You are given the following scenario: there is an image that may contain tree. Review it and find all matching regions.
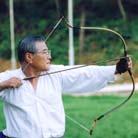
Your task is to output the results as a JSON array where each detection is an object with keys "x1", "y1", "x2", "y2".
[
  {"x1": 79, "y1": 6, "x2": 86, "y2": 63},
  {"x1": 117, "y1": 0, "x2": 127, "y2": 21}
]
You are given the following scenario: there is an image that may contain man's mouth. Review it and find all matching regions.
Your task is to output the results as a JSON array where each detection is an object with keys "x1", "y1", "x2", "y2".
[{"x1": 47, "y1": 61, "x2": 50, "y2": 64}]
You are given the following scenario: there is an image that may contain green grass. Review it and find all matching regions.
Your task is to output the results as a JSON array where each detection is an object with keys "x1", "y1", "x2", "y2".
[
  {"x1": 0, "y1": 102, "x2": 5, "y2": 129},
  {"x1": 63, "y1": 94, "x2": 138, "y2": 138},
  {"x1": 1, "y1": 93, "x2": 138, "y2": 138}
]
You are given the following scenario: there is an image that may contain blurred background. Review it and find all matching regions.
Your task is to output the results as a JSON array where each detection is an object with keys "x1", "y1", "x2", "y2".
[
  {"x1": 0, "y1": 0, "x2": 138, "y2": 138},
  {"x1": 0, "y1": 0, "x2": 138, "y2": 73}
]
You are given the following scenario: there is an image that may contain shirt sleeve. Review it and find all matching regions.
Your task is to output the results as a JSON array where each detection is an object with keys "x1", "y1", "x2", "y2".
[
  {"x1": 0, "y1": 70, "x2": 11, "y2": 100},
  {"x1": 61, "y1": 65, "x2": 116, "y2": 93}
]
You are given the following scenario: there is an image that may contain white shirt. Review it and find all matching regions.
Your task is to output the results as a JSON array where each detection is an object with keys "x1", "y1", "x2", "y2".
[{"x1": 0, "y1": 65, "x2": 115, "y2": 138}]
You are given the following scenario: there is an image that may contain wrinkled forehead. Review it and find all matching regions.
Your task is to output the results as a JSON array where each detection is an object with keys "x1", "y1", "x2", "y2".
[{"x1": 35, "y1": 41, "x2": 48, "y2": 51}]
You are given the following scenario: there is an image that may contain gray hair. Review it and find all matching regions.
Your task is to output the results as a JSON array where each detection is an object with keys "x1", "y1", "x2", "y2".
[{"x1": 17, "y1": 35, "x2": 45, "y2": 63}]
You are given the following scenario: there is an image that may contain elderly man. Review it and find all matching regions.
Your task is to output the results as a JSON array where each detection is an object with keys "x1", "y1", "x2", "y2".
[{"x1": 0, "y1": 35, "x2": 132, "y2": 138}]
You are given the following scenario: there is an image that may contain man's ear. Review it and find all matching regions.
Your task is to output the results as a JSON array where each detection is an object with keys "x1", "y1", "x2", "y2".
[{"x1": 24, "y1": 52, "x2": 34, "y2": 64}]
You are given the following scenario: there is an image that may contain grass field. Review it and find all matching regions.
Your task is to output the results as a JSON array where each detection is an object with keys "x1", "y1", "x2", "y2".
[{"x1": 0, "y1": 93, "x2": 138, "y2": 138}]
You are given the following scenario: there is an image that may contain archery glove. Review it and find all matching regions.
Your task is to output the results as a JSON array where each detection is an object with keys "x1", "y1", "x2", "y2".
[{"x1": 116, "y1": 57, "x2": 130, "y2": 74}]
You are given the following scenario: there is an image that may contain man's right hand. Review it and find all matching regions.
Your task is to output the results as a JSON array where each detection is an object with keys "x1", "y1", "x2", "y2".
[{"x1": 0, "y1": 77, "x2": 22, "y2": 91}]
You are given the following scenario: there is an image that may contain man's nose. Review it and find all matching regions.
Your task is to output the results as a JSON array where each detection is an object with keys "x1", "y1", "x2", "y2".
[{"x1": 47, "y1": 54, "x2": 52, "y2": 61}]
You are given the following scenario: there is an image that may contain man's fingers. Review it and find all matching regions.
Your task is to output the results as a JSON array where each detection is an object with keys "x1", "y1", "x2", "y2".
[
  {"x1": 7, "y1": 77, "x2": 22, "y2": 88},
  {"x1": 127, "y1": 57, "x2": 132, "y2": 69},
  {"x1": 115, "y1": 56, "x2": 133, "y2": 74}
]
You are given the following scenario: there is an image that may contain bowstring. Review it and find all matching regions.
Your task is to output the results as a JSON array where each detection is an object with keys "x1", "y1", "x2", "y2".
[
  {"x1": 20, "y1": 15, "x2": 128, "y2": 134},
  {"x1": 65, "y1": 114, "x2": 90, "y2": 133},
  {"x1": 21, "y1": 13, "x2": 135, "y2": 135},
  {"x1": 45, "y1": 16, "x2": 64, "y2": 42}
]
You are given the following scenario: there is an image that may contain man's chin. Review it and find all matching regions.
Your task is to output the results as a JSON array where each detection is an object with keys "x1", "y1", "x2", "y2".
[{"x1": 43, "y1": 64, "x2": 50, "y2": 71}]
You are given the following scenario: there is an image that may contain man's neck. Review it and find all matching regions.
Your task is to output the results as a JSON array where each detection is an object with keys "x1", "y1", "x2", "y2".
[
  {"x1": 21, "y1": 63, "x2": 41, "y2": 78},
  {"x1": 21, "y1": 63, "x2": 40, "y2": 91}
]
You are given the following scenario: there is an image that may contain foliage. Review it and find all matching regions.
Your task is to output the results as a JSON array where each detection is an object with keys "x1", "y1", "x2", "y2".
[{"x1": 0, "y1": 0, "x2": 138, "y2": 67}]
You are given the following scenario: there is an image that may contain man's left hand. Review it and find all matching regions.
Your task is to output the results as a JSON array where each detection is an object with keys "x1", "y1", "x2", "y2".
[{"x1": 115, "y1": 57, "x2": 132, "y2": 74}]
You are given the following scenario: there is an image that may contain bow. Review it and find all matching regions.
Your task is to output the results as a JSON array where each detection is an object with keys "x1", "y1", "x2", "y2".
[
  {"x1": 62, "y1": 17, "x2": 135, "y2": 135},
  {"x1": 22, "y1": 16, "x2": 135, "y2": 136}
]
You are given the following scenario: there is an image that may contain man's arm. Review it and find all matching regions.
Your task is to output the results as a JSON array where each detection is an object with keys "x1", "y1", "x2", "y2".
[
  {"x1": 61, "y1": 65, "x2": 116, "y2": 93},
  {"x1": 61, "y1": 57, "x2": 132, "y2": 93},
  {"x1": 0, "y1": 77, "x2": 22, "y2": 92}
]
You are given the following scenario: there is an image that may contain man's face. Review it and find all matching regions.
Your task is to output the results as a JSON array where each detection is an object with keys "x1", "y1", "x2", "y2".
[{"x1": 30, "y1": 41, "x2": 51, "y2": 72}]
